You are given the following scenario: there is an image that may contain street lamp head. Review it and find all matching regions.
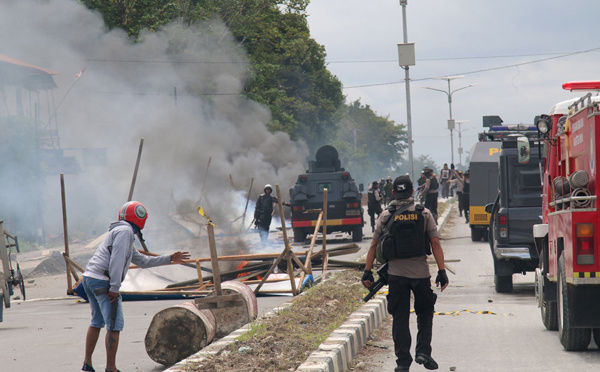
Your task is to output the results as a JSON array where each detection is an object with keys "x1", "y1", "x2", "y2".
[{"x1": 434, "y1": 75, "x2": 464, "y2": 81}]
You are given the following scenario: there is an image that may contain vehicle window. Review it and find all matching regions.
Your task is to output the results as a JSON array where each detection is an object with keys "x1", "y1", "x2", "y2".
[
  {"x1": 508, "y1": 158, "x2": 542, "y2": 207},
  {"x1": 318, "y1": 182, "x2": 332, "y2": 192}
]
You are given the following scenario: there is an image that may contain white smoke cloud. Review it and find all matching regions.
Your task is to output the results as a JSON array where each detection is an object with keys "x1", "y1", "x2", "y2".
[{"x1": 0, "y1": 0, "x2": 308, "y2": 251}]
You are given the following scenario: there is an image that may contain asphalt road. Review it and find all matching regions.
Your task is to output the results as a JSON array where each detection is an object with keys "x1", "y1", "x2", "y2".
[
  {"x1": 361, "y1": 207, "x2": 600, "y2": 372},
  {"x1": 0, "y1": 217, "x2": 373, "y2": 372}
]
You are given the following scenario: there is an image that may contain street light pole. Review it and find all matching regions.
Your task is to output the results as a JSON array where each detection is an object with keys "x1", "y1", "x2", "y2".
[
  {"x1": 455, "y1": 120, "x2": 470, "y2": 166},
  {"x1": 399, "y1": 0, "x2": 414, "y2": 180},
  {"x1": 423, "y1": 77, "x2": 477, "y2": 165}
]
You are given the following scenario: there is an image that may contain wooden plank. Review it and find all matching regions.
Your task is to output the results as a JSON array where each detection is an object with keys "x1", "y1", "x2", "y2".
[
  {"x1": 276, "y1": 183, "x2": 297, "y2": 295},
  {"x1": 195, "y1": 261, "x2": 203, "y2": 285},
  {"x1": 62, "y1": 253, "x2": 85, "y2": 273},
  {"x1": 60, "y1": 174, "x2": 73, "y2": 295},
  {"x1": 321, "y1": 188, "x2": 329, "y2": 280},
  {"x1": 241, "y1": 177, "x2": 254, "y2": 231},
  {"x1": 299, "y1": 211, "x2": 322, "y2": 288},
  {"x1": 206, "y1": 223, "x2": 222, "y2": 296}
]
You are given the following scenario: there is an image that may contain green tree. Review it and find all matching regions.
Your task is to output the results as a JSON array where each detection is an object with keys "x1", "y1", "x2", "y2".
[
  {"x1": 80, "y1": 0, "x2": 344, "y2": 150},
  {"x1": 397, "y1": 154, "x2": 439, "y2": 182},
  {"x1": 332, "y1": 100, "x2": 408, "y2": 185}
]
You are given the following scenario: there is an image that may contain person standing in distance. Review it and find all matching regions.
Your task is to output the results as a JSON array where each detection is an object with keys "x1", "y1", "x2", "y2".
[
  {"x1": 439, "y1": 163, "x2": 451, "y2": 198},
  {"x1": 362, "y1": 176, "x2": 448, "y2": 372},
  {"x1": 81, "y1": 201, "x2": 191, "y2": 372},
  {"x1": 254, "y1": 184, "x2": 278, "y2": 242},
  {"x1": 383, "y1": 176, "x2": 394, "y2": 206},
  {"x1": 419, "y1": 169, "x2": 439, "y2": 223},
  {"x1": 367, "y1": 180, "x2": 383, "y2": 233}
]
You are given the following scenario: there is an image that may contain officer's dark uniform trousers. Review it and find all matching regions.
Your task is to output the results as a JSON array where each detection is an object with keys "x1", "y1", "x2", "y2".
[{"x1": 387, "y1": 272, "x2": 437, "y2": 367}]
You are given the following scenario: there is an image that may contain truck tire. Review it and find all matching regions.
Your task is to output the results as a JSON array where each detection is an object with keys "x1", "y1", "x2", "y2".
[
  {"x1": 293, "y1": 228, "x2": 307, "y2": 243},
  {"x1": 2, "y1": 281, "x2": 10, "y2": 309},
  {"x1": 352, "y1": 225, "x2": 363, "y2": 242},
  {"x1": 537, "y1": 252, "x2": 558, "y2": 331},
  {"x1": 593, "y1": 329, "x2": 600, "y2": 347},
  {"x1": 557, "y1": 253, "x2": 591, "y2": 351},
  {"x1": 494, "y1": 274, "x2": 513, "y2": 293},
  {"x1": 541, "y1": 287, "x2": 558, "y2": 331},
  {"x1": 470, "y1": 228, "x2": 481, "y2": 242}
]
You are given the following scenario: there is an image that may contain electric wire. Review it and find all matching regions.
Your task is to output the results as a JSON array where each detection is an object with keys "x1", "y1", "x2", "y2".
[{"x1": 343, "y1": 46, "x2": 600, "y2": 89}]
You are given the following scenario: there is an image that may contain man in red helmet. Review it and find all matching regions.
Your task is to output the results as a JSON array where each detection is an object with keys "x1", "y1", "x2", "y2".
[{"x1": 80, "y1": 201, "x2": 190, "y2": 372}]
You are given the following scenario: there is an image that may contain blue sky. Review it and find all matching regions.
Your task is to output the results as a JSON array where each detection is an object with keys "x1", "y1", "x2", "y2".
[{"x1": 306, "y1": 0, "x2": 600, "y2": 168}]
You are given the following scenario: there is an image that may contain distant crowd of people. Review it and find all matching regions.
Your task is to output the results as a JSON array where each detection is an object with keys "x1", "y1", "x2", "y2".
[{"x1": 367, "y1": 163, "x2": 470, "y2": 232}]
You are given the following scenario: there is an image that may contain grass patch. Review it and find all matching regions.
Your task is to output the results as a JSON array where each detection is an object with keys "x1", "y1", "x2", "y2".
[{"x1": 184, "y1": 269, "x2": 367, "y2": 372}]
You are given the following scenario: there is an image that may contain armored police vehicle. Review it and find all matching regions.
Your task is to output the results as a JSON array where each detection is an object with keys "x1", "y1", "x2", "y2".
[
  {"x1": 486, "y1": 132, "x2": 543, "y2": 293},
  {"x1": 469, "y1": 123, "x2": 540, "y2": 242},
  {"x1": 289, "y1": 145, "x2": 364, "y2": 242},
  {"x1": 468, "y1": 139, "x2": 501, "y2": 241}
]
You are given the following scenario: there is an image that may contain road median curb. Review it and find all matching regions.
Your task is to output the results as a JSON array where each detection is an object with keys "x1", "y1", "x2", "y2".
[{"x1": 296, "y1": 296, "x2": 388, "y2": 372}]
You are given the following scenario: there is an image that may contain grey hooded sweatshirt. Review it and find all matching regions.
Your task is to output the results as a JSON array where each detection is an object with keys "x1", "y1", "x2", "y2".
[{"x1": 83, "y1": 221, "x2": 171, "y2": 293}]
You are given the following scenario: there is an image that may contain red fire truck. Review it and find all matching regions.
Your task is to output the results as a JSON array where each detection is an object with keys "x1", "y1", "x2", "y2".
[{"x1": 533, "y1": 81, "x2": 600, "y2": 351}]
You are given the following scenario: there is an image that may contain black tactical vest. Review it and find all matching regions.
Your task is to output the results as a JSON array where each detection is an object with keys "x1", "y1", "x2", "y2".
[
  {"x1": 381, "y1": 204, "x2": 430, "y2": 260},
  {"x1": 429, "y1": 177, "x2": 439, "y2": 192}
]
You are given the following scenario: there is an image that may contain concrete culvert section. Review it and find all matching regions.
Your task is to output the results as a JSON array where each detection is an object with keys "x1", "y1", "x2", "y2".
[
  {"x1": 145, "y1": 302, "x2": 216, "y2": 366},
  {"x1": 207, "y1": 281, "x2": 258, "y2": 339}
]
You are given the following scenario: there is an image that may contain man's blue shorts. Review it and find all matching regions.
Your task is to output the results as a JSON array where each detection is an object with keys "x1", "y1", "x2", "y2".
[{"x1": 82, "y1": 276, "x2": 124, "y2": 331}]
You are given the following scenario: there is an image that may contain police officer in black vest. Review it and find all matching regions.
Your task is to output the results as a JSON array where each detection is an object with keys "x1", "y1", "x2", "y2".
[
  {"x1": 254, "y1": 184, "x2": 278, "y2": 242},
  {"x1": 362, "y1": 175, "x2": 449, "y2": 372},
  {"x1": 368, "y1": 180, "x2": 383, "y2": 232}
]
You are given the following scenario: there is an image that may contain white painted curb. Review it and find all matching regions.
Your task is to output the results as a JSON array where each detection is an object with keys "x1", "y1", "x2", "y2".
[{"x1": 295, "y1": 199, "x2": 456, "y2": 372}]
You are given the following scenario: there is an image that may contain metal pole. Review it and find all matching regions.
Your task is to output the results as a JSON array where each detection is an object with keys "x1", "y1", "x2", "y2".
[
  {"x1": 458, "y1": 122, "x2": 463, "y2": 165},
  {"x1": 401, "y1": 0, "x2": 414, "y2": 180},
  {"x1": 447, "y1": 79, "x2": 454, "y2": 164}
]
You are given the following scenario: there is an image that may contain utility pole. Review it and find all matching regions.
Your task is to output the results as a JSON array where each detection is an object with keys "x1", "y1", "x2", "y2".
[
  {"x1": 398, "y1": 0, "x2": 415, "y2": 180},
  {"x1": 455, "y1": 120, "x2": 470, "y2": 166},
  {"x1": 423, "y1": 76, "x2": 477, "y2": 165}
]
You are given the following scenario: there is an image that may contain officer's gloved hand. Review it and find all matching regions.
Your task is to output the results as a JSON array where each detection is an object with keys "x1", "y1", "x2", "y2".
[
  {"x1": 436, "y1": 269, "x2": 449, "y2": 291},
  {"x1": 254, "y1": 218, "x2": 260, "y2": 227},
  {"x1": 362, "y1": 270, "x2": 375, "y2": 288}
]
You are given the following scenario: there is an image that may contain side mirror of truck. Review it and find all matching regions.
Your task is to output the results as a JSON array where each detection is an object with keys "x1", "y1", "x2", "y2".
[
  {"x1": 359, "y1": 183, "x2": 364, "y2": 192},
  {"x1": 517, "y1": 136, "x2": 530, "y2": 164},
  {"x1": 484, "y1": 203, "x2": 494, "y2": 214}
]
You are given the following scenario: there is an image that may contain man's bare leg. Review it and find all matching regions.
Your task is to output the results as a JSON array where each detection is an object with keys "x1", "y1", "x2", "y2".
[
  {"x1": 105, "y1": 330, "x2": 120, "y2": 372},
  {"x1": 84, "y1": 326, "x2": 101, "y2": 366}
]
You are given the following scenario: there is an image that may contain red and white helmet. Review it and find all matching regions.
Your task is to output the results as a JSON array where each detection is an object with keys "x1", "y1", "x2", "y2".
[{"x1": 118, "y1": 201, "x2": 148, "y2": 229}]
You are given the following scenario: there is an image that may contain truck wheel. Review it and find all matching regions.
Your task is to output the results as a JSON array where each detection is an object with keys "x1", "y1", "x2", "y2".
[
  {"x1": 494, "y1": 275, "x2": 513, "y2": 293},
  {"x1": 557, "y1": 253, "x2": 591, "y2": 351},
  {"x1": 2, "y1": 281, "x2": 10, "y2": 309},
  {"x1": 470, "y1": 228, "x2": 481, "y2": 242},
  {"x1": 482, "y1": 228, "x2": 489, "y2": 242},
  {"x1": 293, "y1": 228, "x2": 307, "y2": 243},
  {"x1": 352, "y1": 225, "x2": 363, "y2": 242},
  {"x1": 541, "y1": 287, "x2": 558, "y2": 331},
  {"x1": 537, "y1": 253, "x2": 558, "y2": 331},
  {"x1": 593, "y1": 329, "x2": 600, "y2": 347},
  {"x1": 17, "y1": 264, "x2": 25, "y2": 301}
]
